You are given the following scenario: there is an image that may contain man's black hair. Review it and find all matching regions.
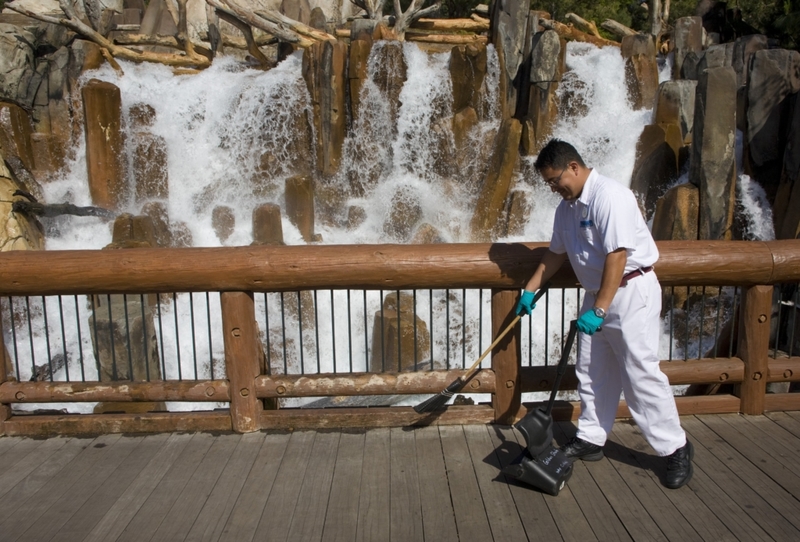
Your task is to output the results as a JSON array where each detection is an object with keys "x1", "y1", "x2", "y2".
[{"x1": 534, "y1": 139, "x2": 586, "y2": 170}]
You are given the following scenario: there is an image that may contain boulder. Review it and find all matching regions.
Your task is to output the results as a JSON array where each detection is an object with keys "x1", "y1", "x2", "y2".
[
  {"x1": 370, "y1": 292, "x2": 431, "y2": 373},
  {"x1": 411, "y1": 223, "x2": 445, "y2": 244},
  {"x1": 140, "y1": 200, "x2": 171, "y2": 247},
  {"x1": 452, "y1": 106, "x2": 478, "y2": 151},
  {"x1": 0, "y1": 24, "x2": 35, "y2": 106},
  {"x1": 212, "y1": 205, "x2": 235, "y2": 243},
  {"x1": 383, "y1": 188, "x2": 423, "y2": 242},
  {"x1": 690, "y1": 66, "x2": 737, "y2": 240}
]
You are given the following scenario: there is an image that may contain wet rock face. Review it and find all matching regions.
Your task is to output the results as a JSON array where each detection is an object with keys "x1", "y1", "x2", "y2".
[
  {"x1": 654, "y1": 80, "x2": 697, "y2": 144},
  {"x1": 630, "y1": 124, "x2": 681, "y2": 219},
  {"x1": 384, "y1": 188, "x2": 423, "y2": 242},
  {"x1": 212, "y1": 205, "x2": 236, "y2": 243},
  {"x1": 0, "y1": 158, "x2": 45, "y2": 252},
  {"x1": 449, "y1": 43, "x2": 487, "y2": 115},
  {"x1": 0, "y1": 24, "x2": 35, "y2": 106},
  {"x1": 652, "y1": 182, "x2": 699, "y2": 241},
  {"x1": 622, "y1": 34, "x2": 658, "y2": 110}
]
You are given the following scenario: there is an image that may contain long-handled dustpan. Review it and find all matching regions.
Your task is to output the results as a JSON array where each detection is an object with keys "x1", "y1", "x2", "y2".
[
  {"x1": 413, "y1": 284, "x2": 550, "y2": 414},
  {"x1": 502, "y1": 319, "x2": 578, "y2": 496}
]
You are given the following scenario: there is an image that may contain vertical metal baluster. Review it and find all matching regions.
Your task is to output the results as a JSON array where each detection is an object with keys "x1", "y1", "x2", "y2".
[
  {"x1": 314, "y1": 290, "x2": 320, "y2": 373},
  {"x1": 544, "y1": 290, "x2": 549, "y2": 367},
  {"x1": 397, "y1": 289, "x2": 401, "y2": 372},
  {"x1": 348, "y1": 290, "x2": 353, "y2": 373},
  {"x1": 790, "y1": 288, "x2": 798, "y2": 357},
  {"x1": 156, "y1": 295, "x2": 166, "y2": 379},
  {"x1": 280, "y1": 293, "x2": 287, "y2": 374},
  {"x1": 363, "y1": 290, "x2": 369, "y2": 371},
  {"x1": 669, "y1": 287, "x2": 674, "y2": 361},
  {"x1": 74, "y1": 296, "x2": 86, "y2": 381},
  {"x1": 528, "y1": 292, "x2": 532, "y2": 368},
  {"x1": 123, "y1": 294, "x2": 134, "y2": 380},
  {"x1": 429, "y1": 289, "x2": 434, "y2": 370},
  {"x1": 41, "y1": 296, "x2": 53, "y2": 381},
  {"x1": 173, "y1": 293, "x2": 182, "y2": 380},
  {"x1": 57, "y1": 296, "x2": 70, "y2": 381},
  {"x1": 728, "y1": 287, "x2": 738, "y2": 357},
  {"x1": 263, "y1": 293, "x2": 271, "y2": 375},
  {"x1": 298, "y1": 291, "x2": 305, "y2": 375},
  {"x1": 206, "y1": 292, "x2": 214, "y2": 379},
  {"x1": 699, "y1": 287, "x2": 706, "y2": 358},
  {"x1": 140, "y1": 295, "x2": 150, "y2": 381},
  {"x1": 446, "y1": 289, "x2": 451, "y2": 370},
  {"x1": 380, "y1": 289, "x2": 385, "y2": 372},
  {"x1": 3, "y1": 298, "x2": 22, "y2": 379},
  {"x1": 107, "y1": 294, "x2": 118, "y2": 380},
  {"x1": 91, "y1": 296, "x2": 101, "y2": 379},
  {"x1": 713, "y1": 286, "x2": 722, "y2": 358},
  {"x1": 461, "y1": 288, "x2": 466, "y2": 369},
  {"x1": 684, "y1": 287, "x2": 690, "y2": 361},
  {"x1": 478, "y1": 289, "x2": 483, "y2": 356},
  {"x1": 413, "y1": 289, "x2": 418, "y2": 371},
  {"x1": 189, "y1": 293, "x2": 198, "y2": 379},
  {"x1": 560, "y1": 288, "x2": 565, "y2": 354},
  {"x1": 330, "y1": 290, "x2": 336, "y2": 374}
]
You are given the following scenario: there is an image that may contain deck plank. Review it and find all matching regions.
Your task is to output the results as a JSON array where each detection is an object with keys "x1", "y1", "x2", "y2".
[
  {"x1": 0, "y1": 437, "x2": 49, "y2": 478},
  {"x1": 50, "y1": 433, "x2": 171, "y2": 542},
  {"x1": 150, "y1": 433, "x2": 241, "y2": 542},
  {"x1": 414, "y1": 426, "x2": 459, "y2": 542},
  {"x1": 389, "y1": 427, "x2": 423, "y2": 542},
  {"x1": 217, "y1": 431, "x2": 292, "y2": 542},
  {"x1": 0, "y1": 436, "x2": 69, "y2": 498},
  {"x1": 183, "y1": 432, "x2": 265, "y2": 542},
  {"x1": 252, "y1": 430, "x2": 317, "y2": 542},
  {"x1": 487, "y1": 425, "x2": 565, "y2": 542},
  {"x1": 82, "y1": 432, "x2": 194, "y2": 542},
  {"x1": 0, "y1": 437, "x2": 89, "y2": 526},
  {"x1": 765, "y1": 411, "x2": 800, "y2": 439},
  {"x1": 683, "y1": 416, "x2": 800, "y2": 540},
  {"x1": 611, "y1": 421, "x2": 739, "y2": 542},
  {"x1": 286, "y1": 431, "x2": 341, "y2": 542},
  {"x1": 356, "y1": 428, "x2": 391, "y2": 542},
  {"x1": 321, "y1": 431, "x2": 366, "y2": 542},
  {"x1": 463, "y1": 425, "x2": 527, "y2": 542},
  {"x1": 558, "y1": 421, "x2": 670, "y2": 541},
  {"x1": 733, "y1": 413, "x2": 800, "y2": 478},
  {"x1": 7, "y1": 433, "x2": 139, "y2": 542},
  {"x1": 116, "y1": 432, "x2": 216, "y2": 542},
  {"x1": 438, "y1": 425, "x2": 493, "y2": 542}
]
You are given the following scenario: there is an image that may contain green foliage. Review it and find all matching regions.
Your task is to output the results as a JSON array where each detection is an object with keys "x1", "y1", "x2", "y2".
[
  {"x1": 732, "y1": 0, "x2": 799, "y2": 49},
  {"x1": 440, "y1": 0, "x2": 484, "y2": 18}
]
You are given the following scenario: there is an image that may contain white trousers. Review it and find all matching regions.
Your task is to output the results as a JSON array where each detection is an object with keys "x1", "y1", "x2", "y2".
[{"x1": 576, "y1": 271, "x2": 686, "y2": 456}]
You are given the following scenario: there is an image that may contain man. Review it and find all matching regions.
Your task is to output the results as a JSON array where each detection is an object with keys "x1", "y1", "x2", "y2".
[{"x1": 515, "y1": 139, "x2": 693, "y2": 489}]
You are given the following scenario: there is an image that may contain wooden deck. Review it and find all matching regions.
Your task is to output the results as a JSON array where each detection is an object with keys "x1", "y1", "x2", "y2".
[{"x1": 1, "y1": 413, "x2": 800, "y2": 541}]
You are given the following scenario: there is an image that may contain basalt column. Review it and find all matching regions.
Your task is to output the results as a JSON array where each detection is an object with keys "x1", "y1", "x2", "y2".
[
  {"x1": 82, "y1": 79, "x2": 126, "y2": 209},
  {"x1": 524, "y1": 29, "x2": 563, "y2": 154},
  {"x1": 630, "y1": 123, "x2": 681, "y2": 219},
  {"x1": 672, "y1": 16, "x2": 704, "y2": 80},
  {"x1": 490, "y1": 0, "x2": 529, "y2": 119},
  {"x1": 621, "y1": 34, "x2": 658, "y2": 110},
  {"x1": 303, "y1": 39, "x2": 346, "y2": 178},
  {"x1": 690, "y1": 66, "x2": 737, "y2": 240}
]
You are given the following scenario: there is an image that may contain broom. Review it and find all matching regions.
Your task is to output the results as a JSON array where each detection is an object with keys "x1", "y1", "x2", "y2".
[{"x1": 413, "y1": 284, "x2": 549, "y2": 414}]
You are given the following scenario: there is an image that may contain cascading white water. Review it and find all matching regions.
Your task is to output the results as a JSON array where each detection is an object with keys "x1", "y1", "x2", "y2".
[{"x1": 7, "y1": 39, "x2": 778, "y2": 411}]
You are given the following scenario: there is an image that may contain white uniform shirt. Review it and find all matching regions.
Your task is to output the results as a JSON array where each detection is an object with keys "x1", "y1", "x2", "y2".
[{"x1": 549, "y1": 169, "x2": 658, "y2": 293}]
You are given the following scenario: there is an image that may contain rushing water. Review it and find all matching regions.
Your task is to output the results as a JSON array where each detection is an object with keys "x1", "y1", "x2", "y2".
[{"x1": 7, "y1": 40, "x2": 776, "y2": 411}]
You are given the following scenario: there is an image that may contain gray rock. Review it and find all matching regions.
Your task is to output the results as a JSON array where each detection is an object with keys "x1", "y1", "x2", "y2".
[
  {"x1": 0, "y1": 24, "x2": 36, "y2": 105},
  {"x1": 654, "y1": 80, "x2": 697, "y2": 143}
]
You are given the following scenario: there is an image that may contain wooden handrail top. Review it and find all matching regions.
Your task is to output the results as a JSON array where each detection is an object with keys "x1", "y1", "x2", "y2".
[{"x1": 0, "y1": 240, "x2": 798, "y2": 295}]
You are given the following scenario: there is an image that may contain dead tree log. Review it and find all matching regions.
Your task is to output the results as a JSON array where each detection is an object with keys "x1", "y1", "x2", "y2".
[
  {"x1": 566, "y1": 12, "x2": 602, "y2": 38},
  {"x1": 12, "y1": 201, "x2": 116, "y2": 220},
  {"x1": 206, "y1": 0, "x2": 310, "y2": 47},
  {"x1": 393, "y1": 0, "x2": 442, "y2": 41},
  {"x1": 6, "y1": 0, "x2": 211, "y2": 68},
  {"x1": 602, "y1": 19, "x2": 637, "y2": 39},
  {"x1": 212, "y1": 4, "x2": 273, "y2": 68},
  {"x1": 540, "y1": 18, "x2": 620, "y2": 48},
  {"x1": 351, "y1": 0, "x2": 388, "y2": 20}
]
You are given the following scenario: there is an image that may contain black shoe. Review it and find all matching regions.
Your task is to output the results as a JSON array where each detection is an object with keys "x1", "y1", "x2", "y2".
[
  {"x1": 664, "y1": 440, "x2": 694, "y2": 489},
  {"x1": 561, "y1": 436, "x2": 604, "y2": 461}
]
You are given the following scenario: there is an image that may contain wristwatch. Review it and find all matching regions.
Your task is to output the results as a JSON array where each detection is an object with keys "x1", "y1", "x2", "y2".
[{"x1": 593, "y1": 307, "x2": 607, "y2": 319}]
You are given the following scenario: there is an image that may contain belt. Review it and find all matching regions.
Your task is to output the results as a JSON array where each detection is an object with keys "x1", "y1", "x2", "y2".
[{"x1": 620, "y1": 266, "x2": 653, "y2": 287}]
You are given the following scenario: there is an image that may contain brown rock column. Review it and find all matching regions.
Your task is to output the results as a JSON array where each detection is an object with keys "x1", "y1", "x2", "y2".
[
  {"x1": 629, "y1": 124, "x2": 681, "y2": 218},
  {"x1": 285, "y1": 175, "x2": 315, "y2": 242},
  {"x1": 654, "y1": 80, "x2": 697, "y2": 144},
  {"x1": 0, "y1": 103, "x2": 35, "y2": 172},
  {"x1": 82, "y1": 79, "x2": 126, "y2": 209},
  {"x1": 252, "y1": 203, "x2": 284, "y2": 245},
  {"x1": 469, "y1": 118, "x2": 522, "y2": 241},
  {"x1": 651, "y1": 183, "x2": 699, "y2": 241},
  {"x1": 672, "y1": 16, "x2": 704, "y2": 80},
  {"x1": 303, "y1": 39, "x2": 347, "y2": 178},
  {"x1": 621, "y1": 34, "x2": 658, "y2": 110},
  {"x1": 690, "y1": 66, "x2": 737, "y2": 240},
  {"x1": 348, "y1": 38, "x2": 372, "y2": 121}
]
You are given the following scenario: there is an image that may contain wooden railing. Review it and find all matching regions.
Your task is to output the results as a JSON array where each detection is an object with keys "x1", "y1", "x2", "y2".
[{"x1": 1, "y1": 240, "x2": 799, "y2": 436}]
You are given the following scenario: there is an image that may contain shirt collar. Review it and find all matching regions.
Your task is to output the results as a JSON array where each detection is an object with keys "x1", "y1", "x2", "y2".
[{"x1": 577, "y1": 168, "x2": 598, "y2": 206}]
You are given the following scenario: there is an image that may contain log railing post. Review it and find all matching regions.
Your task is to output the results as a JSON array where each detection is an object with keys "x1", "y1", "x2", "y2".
[
  {"x1": 491, "y1": 289, "x2": 521, "y2": 424},
  {"x1": 221, "y1": 291, "x2": 262, "y2": 433},
  {"x1": 736, "y1": 284, "x2": 773, "y2": 415}
]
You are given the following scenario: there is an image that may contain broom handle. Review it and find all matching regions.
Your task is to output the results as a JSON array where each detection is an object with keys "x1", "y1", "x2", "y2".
[{"x1": 462, "y1": 283, "x2": 550, "y2": 382}]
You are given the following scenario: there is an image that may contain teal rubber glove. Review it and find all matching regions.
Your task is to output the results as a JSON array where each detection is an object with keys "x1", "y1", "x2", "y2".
[
  {"x1": 576, "y1": 310, "x2": 604, "y2": 335},
  {"x1": 515, "y1": 290, "x2": 537, "y2": 316}
]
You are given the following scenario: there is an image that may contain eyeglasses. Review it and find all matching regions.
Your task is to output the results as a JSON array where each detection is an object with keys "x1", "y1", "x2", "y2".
[{"x1": 543, "y1": 167, "x2": 568, "y2": 187}]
